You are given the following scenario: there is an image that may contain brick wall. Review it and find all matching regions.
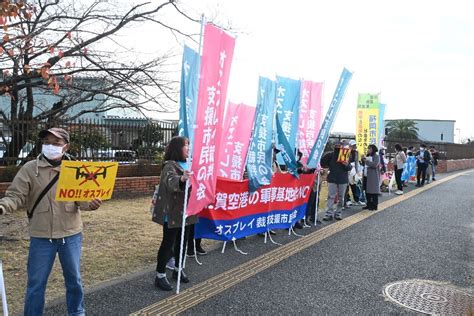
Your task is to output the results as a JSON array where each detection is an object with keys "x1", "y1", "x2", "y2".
[
  {"x1": 113, "y1": 176, "x2": 159, "y2": 197},
  {"x1": 386, "y1": 159, "x2": 474, "y2": 173},
  {"x1": 116, "y1": 164, "x2": 161, "y2": 177},
  {"x1": 446, "y1": 159, "x2": 474, "y2": 172}
]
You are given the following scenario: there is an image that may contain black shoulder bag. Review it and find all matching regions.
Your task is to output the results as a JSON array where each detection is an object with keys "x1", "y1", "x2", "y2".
[{"x1": 27, "y1": 173, "x2": 60, "y2": 220}]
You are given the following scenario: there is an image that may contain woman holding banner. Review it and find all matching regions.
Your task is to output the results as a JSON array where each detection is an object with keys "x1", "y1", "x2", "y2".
[
  {"x1": 363, "y1": 144, "x2": 381, "y2": 210},
  {"x1": 152, "y1": 136, "x2": 196, "y2": 291}
]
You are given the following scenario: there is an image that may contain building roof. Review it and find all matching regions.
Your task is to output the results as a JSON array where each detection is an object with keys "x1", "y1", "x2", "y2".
[{"x1": 384, "y1": 119, "x2": 456, "y2": 123}]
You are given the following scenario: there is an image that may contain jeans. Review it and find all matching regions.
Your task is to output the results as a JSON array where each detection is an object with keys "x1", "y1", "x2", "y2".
[
  {"x1": 325, "y1": 182, "x2": 347, "y2": 217},
  {"x1": 431, "y1": 164, "x2": 436, "y2": 179},
  {"x1": 25, "y1": 233, "x2": 84, "y2": 316}
]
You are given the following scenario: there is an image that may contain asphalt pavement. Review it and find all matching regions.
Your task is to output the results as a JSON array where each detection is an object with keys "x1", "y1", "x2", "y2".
[{"x1": 44, "y1": 170, "x2": 474, "y2": 315}]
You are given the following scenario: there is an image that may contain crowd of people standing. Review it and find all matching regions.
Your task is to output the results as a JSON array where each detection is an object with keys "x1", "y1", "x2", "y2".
[{"x1": 0, "y1": 129, "x2": 443, "y2": 315}]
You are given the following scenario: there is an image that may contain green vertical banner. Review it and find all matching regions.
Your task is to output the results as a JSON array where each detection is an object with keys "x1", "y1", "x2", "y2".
[{"x1": 356, "y1": 93, "x2": 380, "y2": 154}]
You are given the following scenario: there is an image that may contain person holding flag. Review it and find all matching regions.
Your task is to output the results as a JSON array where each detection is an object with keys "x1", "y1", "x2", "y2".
[{"x1": 152, "y1": 136, "x2": 196, "y2": 291}]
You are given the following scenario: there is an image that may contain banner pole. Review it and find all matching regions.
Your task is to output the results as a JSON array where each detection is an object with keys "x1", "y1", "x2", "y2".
[
  {"x1": 314, "y1": 170, "x2": 321, "y2": 224},
  {"x1": 177, "y1": 14, "x2": 206, "y2": 295},
  {"x1": 0, "y1": 260, "x2": 9, "y2": 316}
]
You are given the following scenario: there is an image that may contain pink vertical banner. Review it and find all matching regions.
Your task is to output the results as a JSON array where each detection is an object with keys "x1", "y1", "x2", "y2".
[
  {"x1": 217, "y1": 102, "x2": 256, "y2": 180},
  {"x1": 187, "y1": 24, "x2": 236, "y2": 216},
  {"x1": 298, "y1": 81, "x2": 323, "y2": 165}
]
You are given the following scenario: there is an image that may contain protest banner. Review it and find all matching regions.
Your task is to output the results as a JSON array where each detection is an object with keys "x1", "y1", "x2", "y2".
[
  {"x1": 275, "y1": 76, "x2": 301, "y2": 165},
  {"x1": 247, "y1": 77, "x2": 276, "y2": 192},
  {"x1": 298, "y1": 81, "x2": 323, "y2": 165},
  {"x1": 188, "y1": 23, "x2": 236, "y2": 216},
  {"x1": 178, "y1": 45, "x2": 200, "y2": 145},
  {"x1": 378, "y1": 103, "x2": 386, "y2": 148},
  {"x1": 195, "y1": 173, "x2": 315, "y2": 241},
  {"x1": 55, "y1": 161, "x2": 118, "y2": 201},
  {"x1": 217, "y1": 102, "x2": 256, "y2": 180},
  {"x1": 308, "y1": 68, "x2": 353, "y2": 168},
  {"x1": 356, "y1": 93, "x2": 380, "y2": 153},
  {"x1": 337, "y1": 147, "x2": 351, "y2": 164}
]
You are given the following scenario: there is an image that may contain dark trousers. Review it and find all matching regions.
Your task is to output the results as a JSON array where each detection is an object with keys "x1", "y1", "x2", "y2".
[
  {"x1": 416, "y1": 163, "x2": 428, "y2": 185},
  {"x1": 156, "y1": 222, "x2": 189, "y2": 273},
  {"x1": 345, "y1": 183, "x2": 360, "y2": 203},
  {"x1": 366, "y1": 193, "x2": 378, "y2": 210},
  {"x1": 306, "y1": 190, "x2": 320, "y2": 221},
  {"x1": 395, "y1": 168, "x2": 403, "y2": 191},
  {"x1": 187, "y1": 224, "x2": 202, "y2": 252}
]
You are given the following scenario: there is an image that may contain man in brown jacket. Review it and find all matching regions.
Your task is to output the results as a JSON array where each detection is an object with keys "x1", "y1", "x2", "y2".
[{"x1": 0, "y1": 128, "x2": 101, "y2": 316}]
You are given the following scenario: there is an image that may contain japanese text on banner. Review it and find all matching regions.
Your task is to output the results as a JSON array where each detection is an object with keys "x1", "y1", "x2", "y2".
[{"x1": 188, "y1": 24, "x2": 235, "y2": 216}]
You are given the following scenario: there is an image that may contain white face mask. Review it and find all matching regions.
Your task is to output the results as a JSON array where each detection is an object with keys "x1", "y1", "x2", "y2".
[
  {"x1": 420, "y1": 147, "x2": 424, "y2": 151},
  {"x1": 42, "y1": 144, "x2": 65, "y2": 160}
]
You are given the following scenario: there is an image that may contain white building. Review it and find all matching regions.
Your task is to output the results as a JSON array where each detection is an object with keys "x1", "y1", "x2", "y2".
[{"x1": 384, "y1": 119, "x2": 455, "y2": 143}]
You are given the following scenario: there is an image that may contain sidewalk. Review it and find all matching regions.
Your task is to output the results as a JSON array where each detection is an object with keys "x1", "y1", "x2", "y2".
[{"x1": 41, "y1": 172, "x2": 464, "y2": 315}]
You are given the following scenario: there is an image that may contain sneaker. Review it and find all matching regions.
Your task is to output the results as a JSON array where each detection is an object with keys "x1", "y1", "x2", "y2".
[
  {"x1": 357, "y1": 201, "x2": 366, "y2": 206},
  {"x1": 166, "y1": 258, "x2": 175, "y2": 270},
  {"x1": 432, "y1": 178, "x2": 436, "y2": 181},
  {"x1": 346, "y1": 201, "x2": 353, "y2": 206},
  {"x1": 322, "y1": 215, "x2": 333, "y2": 221},
  {"x1": 334, "y1": 214, "x2": 342, "y2": 220},
  {"x1": 294, "y1": 221, "x2": 304, "y2": 229},
  {"x1": 155, "y1": 276, "x2": 172, "y2": 291},
  {"x1": 395, "y1": 190, "x2": 403, "y2": 195},
  {"x1": 186, "y1": 250, "x2": 195, "y2": 258},
  {"x1": 195, "y1": 245, "x2": 207, "y2": 255}
]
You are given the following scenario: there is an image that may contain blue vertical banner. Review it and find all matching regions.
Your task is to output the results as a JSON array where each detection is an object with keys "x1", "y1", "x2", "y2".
[
  {"x1": 276, "y1": 116, "x2": 299, "y2": 177},
  {"x1": 307, "y1": 68, "x2": 353, "y2": 168},
  {"x1": 378, "y1": 103, "x2": 386, "y2": 148},
  {"x1": 275, "y1": 76, "x2": 301, "y2": 165},
  {"x1": 178, "y1": 45, "x2": 200, "y2": 144},
  {"x1": 247, "y1": 77, "x2": 276, "y2": 192}
]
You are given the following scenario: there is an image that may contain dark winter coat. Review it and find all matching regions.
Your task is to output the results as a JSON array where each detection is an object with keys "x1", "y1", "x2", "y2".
[
  {"x1": 152, "y1": 160, "x2": 198, "y2": 228},
  {"x1": 320, "y1": 150, "x2": 352, "y2": 184}
]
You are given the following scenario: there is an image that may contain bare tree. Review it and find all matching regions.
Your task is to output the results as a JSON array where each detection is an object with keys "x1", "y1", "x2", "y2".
[{"x1": 0, "y1": 0, "x2": 200, "y2": 162}]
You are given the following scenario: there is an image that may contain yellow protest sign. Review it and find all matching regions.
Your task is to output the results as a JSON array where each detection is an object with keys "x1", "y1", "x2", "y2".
[
  {"x1": 337, "y1": 148, "x2": 351, "y2": 164},
  {"x1": 55, "y1": 161, "x2": 119, "y2": 201}
]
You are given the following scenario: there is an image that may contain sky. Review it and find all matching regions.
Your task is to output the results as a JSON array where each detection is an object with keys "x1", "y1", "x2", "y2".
[{"x1": 130, "y1": 0, "x2": 474, "y2": 142}]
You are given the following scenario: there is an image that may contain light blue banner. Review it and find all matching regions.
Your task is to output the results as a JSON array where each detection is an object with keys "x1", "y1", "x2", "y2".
[
  {"x1": 275, "y1": 76, "x2": 301, "y2": 165},
  {"x1": 379, "y1": 103, "x2": 386, "y2": 148},
  {"x1": 247, "y1": 77, "x2": 276, "y2": 192},
  {"x1": 276, "y1": 115, "x2": 299, "y2": 177},
  {"x1": 178, "y1": 45, "x2": 200, "y2": 145},
  {"x1": 307, "y1": 68, "x2": 353, "y2": 168}
]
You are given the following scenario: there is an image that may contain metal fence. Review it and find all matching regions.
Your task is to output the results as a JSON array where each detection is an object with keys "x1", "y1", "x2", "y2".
[{"x1": 0, "y1": 117, "x2": 178, "y2": 165}]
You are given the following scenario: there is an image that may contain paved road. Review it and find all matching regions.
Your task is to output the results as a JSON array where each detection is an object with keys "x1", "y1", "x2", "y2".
[{"x1": 45, "y1": 170, "x2": 473, "y2": 315}]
